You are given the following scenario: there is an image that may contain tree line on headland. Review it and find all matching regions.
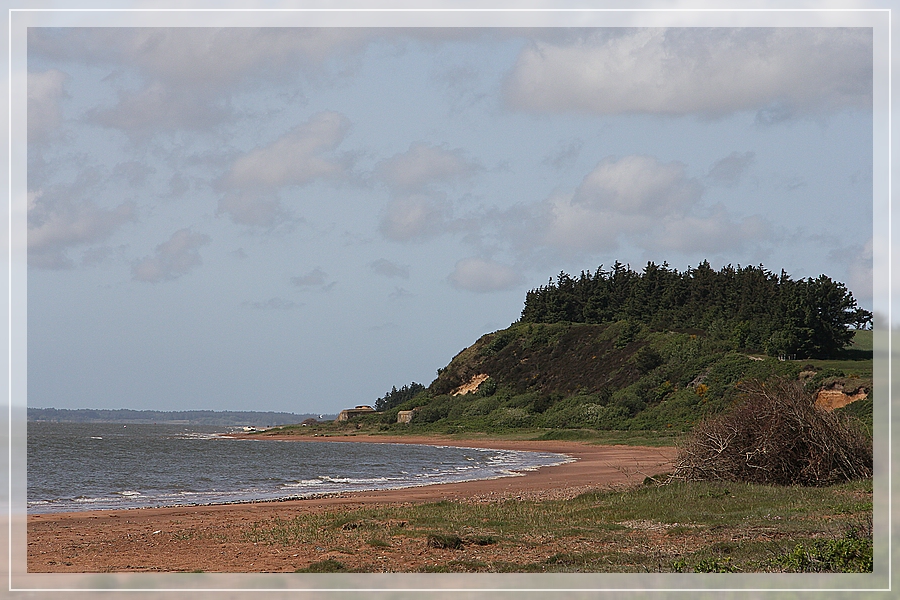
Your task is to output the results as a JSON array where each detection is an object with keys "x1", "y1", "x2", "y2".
[{"x1": 519, "y1": 260, "x2": 871, "y2": 359}]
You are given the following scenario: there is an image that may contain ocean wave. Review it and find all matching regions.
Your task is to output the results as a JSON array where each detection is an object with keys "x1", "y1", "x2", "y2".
[
  {"x1": 173, "y1": 432, "x2": 229, "y2": 440},
  {"x1": 73, "y1": 496, "x2": 110, "y2": 504}
]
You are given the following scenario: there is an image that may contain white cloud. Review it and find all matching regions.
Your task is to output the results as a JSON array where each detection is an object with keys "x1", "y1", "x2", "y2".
[
  {"x1": 112, "y1": 160, "x2": 156, "y2": 187},
  {"x1": 542, "y1": 138, "x2": 584, "y2": 169},
  {"x1": 28, "y1": 69, "x2": 68, "y2": 143},
  {"x1": 168, "y1": 173, "x2": 191, "y2": 198},
  {"x1": 225, "y1": 111, "x2": 351, "y2": 189},
  {"x1": 291, "y1": 268, "x2": 329, "y2": 287},
  {"x1": 541, "y1": 155, "x2": 703, "y2": 252},
  {"x1": 541, "y1": 192, "x2": 624, "y2": 252},
  {"x1": 646, "y1": 209, "x2": 772, "y2": 254},
  {"x1": 369, "y1": 258, "x2": 410, "y2": 279},
  {"x1": 573, "y1": 155, "x2": 700, "y2": 215},
  {"x1": 504, "y1": 28, "x2": 872, "y2": 117},
  {"x1": 512, "y1": 155, "x2": 774, "y2": 258},
  {"x1": 217, "y1": 190, "x2": 293, "y2": 228},
  {"x1": 374, "y1": 144, "x2": 478, "y2": 243},
  {"x1": 131, "y1": 228, "x2": 210, "y2": 283},
  {"x1": 379, "y1": 193, "x2": 451, "y2": 242},
  {"x1": 706, "y1": 151, "x2": 755, "y2": 187},
  {"x1": 218, "y1": 111, "x2": 351, "y2": 226},
  {"x1": 30, "y1": 28, "x2": 374, "y2": 135},
  {"x1": 92, "y1": 81, "x2": 229, "y2": 133},
  {"x1": 828, "y1": 237, "x2": 873, "y2": 303},
  {"x1": 375, "y1": 143, "x2": 479, "y2": 192},
  {"x1": 28, "y1": 188, "x2": 136, "y2": 269},
  {"x1": 448, "y1": 257, "x2": 523, "y2": 293}
]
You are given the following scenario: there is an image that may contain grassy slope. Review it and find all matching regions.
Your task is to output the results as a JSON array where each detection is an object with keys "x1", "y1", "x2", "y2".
[{"x1": 355, "y1": 323, "x2": 873, "y2": 439}]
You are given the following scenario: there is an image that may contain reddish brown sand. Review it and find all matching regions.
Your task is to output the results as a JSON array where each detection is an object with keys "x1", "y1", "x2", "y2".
[{"x1": 27, "y1": 435, "x2": 676, "y2": 573}]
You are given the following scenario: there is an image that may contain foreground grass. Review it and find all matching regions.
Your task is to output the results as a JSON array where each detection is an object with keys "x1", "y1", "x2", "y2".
[{"x1": 243, "y1": 477, "x2": 872, "y2": 573}]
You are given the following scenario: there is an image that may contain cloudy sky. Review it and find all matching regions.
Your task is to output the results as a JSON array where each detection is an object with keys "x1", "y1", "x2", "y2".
[{"x1": 25, "y1": 23, "x2": 877, "y2": 414}]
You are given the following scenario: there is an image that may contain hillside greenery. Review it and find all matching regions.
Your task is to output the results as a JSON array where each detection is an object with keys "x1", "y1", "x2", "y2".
[
  {"x1": 349, "y1": 324, "x2": 872, "y2": 438},
  {"x1": 374, "y1": 382, "x2": 426, "y2": 412}
]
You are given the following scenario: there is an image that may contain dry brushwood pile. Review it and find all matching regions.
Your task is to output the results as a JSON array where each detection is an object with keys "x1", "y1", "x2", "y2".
[{"x1": 672, "y1": 379, "x2": 872, "y2": 486}]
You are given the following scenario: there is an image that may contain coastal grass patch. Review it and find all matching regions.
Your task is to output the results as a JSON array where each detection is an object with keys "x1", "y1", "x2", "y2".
[
  {"x1": 243, "y1": 514, "x2": 338, "y2": 547},
  {"x1": 445, "y1": 559, "x2": 491, "y2": 572},
  {"x1": 295, "y1": 559, "x2": 349, "y2": 573},
  {"x1": 535, "y1": 428, "x2": 684, "y2": 447},
  {"x1": 426, "y1": 533, "x2": 463, "y2": 549},
  {"x1": 241, "y1": 477, "x2": 871, "y2": 572}
]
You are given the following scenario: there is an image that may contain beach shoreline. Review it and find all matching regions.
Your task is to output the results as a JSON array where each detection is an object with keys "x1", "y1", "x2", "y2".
[{"x1": 27, "y1": 435, "x2": 676, "y2": 573}]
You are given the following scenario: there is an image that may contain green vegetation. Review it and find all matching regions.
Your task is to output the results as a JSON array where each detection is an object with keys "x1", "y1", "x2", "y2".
[
  {"x1": 244, "y1": 478, "x2": 872, "y2": 573},
  {"x1": 294, "y1": 559, "x2": 348, "y2": 573},
  {"x1": 836, "y1": 397, "x2": 873, "y2": 440},
  {"x1": 374, "y1": 382, "x2": 426, "y2": 412},
  {"x1": 521, "y1": 261, "x2": 871, "y2": 359},
  {"x1": 774, "y1": 530, "x2": 873, "y2": 573},
  {"x1": 347, "y1": 323, "x2": 872, "y2": 440}
]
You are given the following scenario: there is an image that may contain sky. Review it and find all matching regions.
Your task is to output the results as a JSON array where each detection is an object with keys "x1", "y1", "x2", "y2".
[{"x1": 25, "y1": 22, "x2": 878, "y2": 414}]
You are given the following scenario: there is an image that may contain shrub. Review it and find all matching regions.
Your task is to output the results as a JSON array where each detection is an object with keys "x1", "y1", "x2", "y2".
[
  {"x1": 774, "y1": 522, "x2": 873, "y2": 573},
  {"x1": 462, "y1": 396, "x2": 500, "y2": 417},
  {"x1": 633, "y1": 346, "x2": 663, "y2": 373},
  {"x1": 463, "y1": 534, "x2": 496, "y2": 546},
  {"x1": 489, "y1": 407, "x2": 531, "y2": 428},
  {"x1": 477, "y1": 376, "x2": 498, "y2": 397},
  {"x1": 671, "y1": 379, "x2": 872, "y2": 486}
]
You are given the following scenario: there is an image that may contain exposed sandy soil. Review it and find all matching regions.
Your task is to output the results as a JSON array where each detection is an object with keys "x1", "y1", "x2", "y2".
[
  {"x1": 814, "y1": 388, "x2": 868, "y2": 411},
  {"x1": 27, "y1": 436, "x2": 675, "y2": 573}
]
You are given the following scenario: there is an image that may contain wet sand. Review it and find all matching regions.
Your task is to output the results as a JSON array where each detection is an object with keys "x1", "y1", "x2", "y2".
[{"x1": 27, "y1": 435, "x2": 676, "y2": 573}]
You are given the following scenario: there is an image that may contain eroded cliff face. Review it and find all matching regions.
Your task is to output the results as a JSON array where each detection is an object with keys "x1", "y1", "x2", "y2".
[
  {"x1": 451, "y1": 374, "x2": 490, "y2": 396},
  {"x1": 815, "y1": 386, "x2": 869, "y2": 411}
]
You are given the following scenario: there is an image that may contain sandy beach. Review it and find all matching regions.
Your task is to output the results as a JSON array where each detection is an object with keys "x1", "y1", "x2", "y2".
[{"x1": 27, "y1": 436, "x2": 676, "y2": 573}]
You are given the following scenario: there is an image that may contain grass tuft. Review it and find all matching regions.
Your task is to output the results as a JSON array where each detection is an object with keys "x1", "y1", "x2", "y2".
[
  {"x1": 295, "y1": 559, "x2": 348, "y2": 573},
  {"x1": 427, "y1": 533, "x2": 463, "y2": 549}
]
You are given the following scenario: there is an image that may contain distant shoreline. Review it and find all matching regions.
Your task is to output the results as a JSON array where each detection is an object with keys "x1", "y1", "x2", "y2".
[{"x1": 26, "y1": 408, "x2": 337, "y2": 426}]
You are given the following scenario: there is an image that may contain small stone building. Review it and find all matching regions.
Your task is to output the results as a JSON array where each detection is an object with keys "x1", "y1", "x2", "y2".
[
  {"x1": 397, "y1": 410, "x2": 415, "y2": 424},
  {"x1": 336, "y1": 405, "x2": 376, "y2": 422}
]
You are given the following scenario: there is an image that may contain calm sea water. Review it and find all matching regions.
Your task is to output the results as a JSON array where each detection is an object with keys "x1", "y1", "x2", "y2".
[{"x1": 27, "y1": 422, "x2": 571, "y2": 514}]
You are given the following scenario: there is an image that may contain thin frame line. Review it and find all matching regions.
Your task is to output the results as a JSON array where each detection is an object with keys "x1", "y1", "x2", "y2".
[
  {"x1": 4, "y1": 7, "x2": 894, "y2": 12},
  {"x1": 8, "y1": 6, "x2": 890, "y2": 594}
]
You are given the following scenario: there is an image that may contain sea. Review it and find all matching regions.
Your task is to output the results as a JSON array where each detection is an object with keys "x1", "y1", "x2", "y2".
[{"x1": 27, "y1": 422, "x2": 572, "y2": 514}]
